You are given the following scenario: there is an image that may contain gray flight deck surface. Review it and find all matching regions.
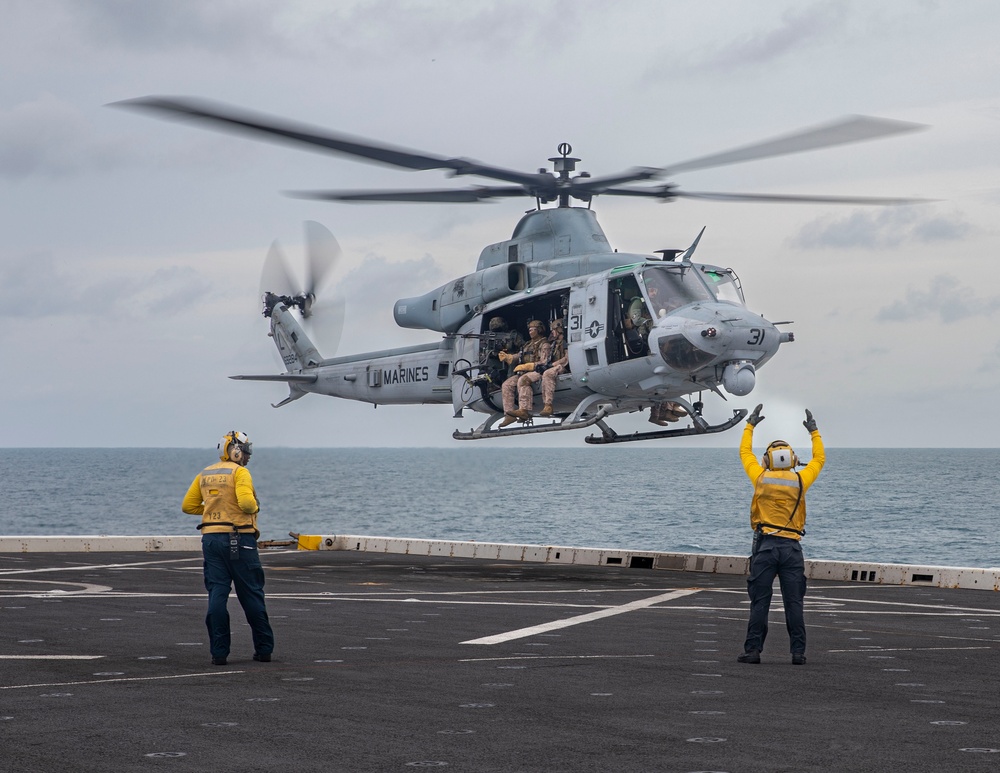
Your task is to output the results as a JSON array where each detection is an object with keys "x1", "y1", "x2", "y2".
[{"x1": 2, "y1": 549, "x2": 999, "y2": 772}]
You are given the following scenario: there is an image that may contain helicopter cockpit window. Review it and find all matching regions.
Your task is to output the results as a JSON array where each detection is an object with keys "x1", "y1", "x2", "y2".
[
  {"x1": 640, "y1": 267, "x2": 714, "y2": 319},
  {"x1": 701, "y1": 268, "x2": 745, "y2": 305}
]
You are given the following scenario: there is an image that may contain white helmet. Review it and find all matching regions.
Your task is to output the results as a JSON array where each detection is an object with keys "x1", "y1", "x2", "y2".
[
  {"x1": 763, "y1": 440, "x2": 797, "y2": 470},
  {"x1": 219, "y1": 431, "x2": 252, "y2": 465}
]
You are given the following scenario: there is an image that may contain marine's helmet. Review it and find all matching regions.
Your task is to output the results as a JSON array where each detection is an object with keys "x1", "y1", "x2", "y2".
[
  {"x1": 219, "y1": 430, "x2": 253, "y2": 466},
  {"x1": 488, "y1": 316, "x2": 508, "y2": 332},
  {"x1": 763, "y1": 440, "x2": 798, "y2": 470},
  {"x1": 527, "y1": 319, "x2": 546, "y2": 335},
  {"x1": 550, "y1": 318, "x2": 565, "y2": 334},
  {"x1": 628, "y1": 297, "x2": 646, "y2": 326}
]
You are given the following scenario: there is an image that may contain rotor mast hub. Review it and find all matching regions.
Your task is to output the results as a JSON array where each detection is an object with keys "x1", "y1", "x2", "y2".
[{"x1": 549, "y1": 143, "x2": 582, "y2": 207}]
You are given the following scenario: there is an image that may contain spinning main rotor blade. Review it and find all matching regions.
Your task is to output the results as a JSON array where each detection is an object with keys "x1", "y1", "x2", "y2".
[
  {"x1": 114, "y1": 96, "x2": 928, "y2": 207},
  {"x1": 659, "y1": 115, "x2": 926, "y2": 176},
  {"x1": 112, "y1": 96, "x2": 548, "y2": 188},
  {"x1": 286, "y1": 186, "x2": 529, "y2": 203},
  {"x1": 673, "y1": 190, "x2": 930, "y2": 205},
  {"x1": 569, "y1": 167, "x2": 664, "y2": 195},
  {"x1": 600, "y1": 186, "x2": 930, "y2": 205}
]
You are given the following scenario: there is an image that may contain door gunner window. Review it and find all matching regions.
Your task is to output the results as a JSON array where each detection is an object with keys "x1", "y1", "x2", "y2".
[{"x1": 607, "y1": 274, "x2": 650, "y2": 362}]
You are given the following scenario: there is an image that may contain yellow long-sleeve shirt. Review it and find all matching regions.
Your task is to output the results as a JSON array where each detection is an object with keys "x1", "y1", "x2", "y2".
[{"x1": 740, "y1": 424, "x2": 825, "y2": 539}]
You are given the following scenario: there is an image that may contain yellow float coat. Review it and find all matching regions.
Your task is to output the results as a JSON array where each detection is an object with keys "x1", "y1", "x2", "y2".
[
  {"x1": 740, "y1": 424, "x2": 825, "y2": 540},
  {"x1": 182, "y1": 461, "x2": 260, "y2": 535}
]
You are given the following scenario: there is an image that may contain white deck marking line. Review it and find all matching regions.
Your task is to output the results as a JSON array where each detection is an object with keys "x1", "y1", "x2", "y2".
[
  {"x1": 461, "y1": 588, "x2": 701, "y2": 645},
  {"x1": 0, "y1": 671, "x2": 244, "y2": 690},
  {"x1": 0, "y1": 557, "x2": 204, "y2": 576},
  {"x1": 713, "y1": 588, "x2": 1000, "y2": 615},
  {"x1": 0, "y1": 579, "x2": 113, "y2": 596},
  {"x1": 0, "y1": 655, "x2": 104, "y2": 660},
  {"x1": 827, "y1": 646, "x2": 993, "y2": 653},
  {"x1": 459, "y1": 654, "x2": 655, "y2": 663}
]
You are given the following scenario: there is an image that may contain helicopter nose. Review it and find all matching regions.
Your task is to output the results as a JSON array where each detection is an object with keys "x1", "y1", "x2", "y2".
[{"x1": 648, "y1": 304, "x2": 786, "y2": 394}]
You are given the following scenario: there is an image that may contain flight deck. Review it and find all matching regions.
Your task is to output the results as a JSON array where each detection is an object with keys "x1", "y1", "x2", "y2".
[{"x1": 1, "y1": 545, "x2": 998, "y2": 772}]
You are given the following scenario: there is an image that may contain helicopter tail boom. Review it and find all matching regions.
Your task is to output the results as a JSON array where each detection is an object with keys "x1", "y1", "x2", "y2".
[{"x1": 268, "y1": 302, "x2": 323, "y2": 370}]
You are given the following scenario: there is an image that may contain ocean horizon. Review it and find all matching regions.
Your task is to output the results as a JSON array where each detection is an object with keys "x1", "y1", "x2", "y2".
[{"x1": 3, "y1": 447, "x2": 998, "y2": 569}]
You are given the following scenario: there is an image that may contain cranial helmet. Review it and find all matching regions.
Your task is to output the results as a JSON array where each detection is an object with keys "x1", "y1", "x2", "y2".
[
  {"x1": 219, "y1": 430, "x2": 253, "y2": 465},
  {"x1": 763, "y1": 440, "x2": 798, "y2": 470}
]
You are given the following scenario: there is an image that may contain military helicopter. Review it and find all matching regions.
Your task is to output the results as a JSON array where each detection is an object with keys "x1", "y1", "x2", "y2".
[{"x1": 115, "y1": 97, "x2": 925, "y2": 443}]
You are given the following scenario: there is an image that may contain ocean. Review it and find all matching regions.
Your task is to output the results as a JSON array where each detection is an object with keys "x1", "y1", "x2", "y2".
[{"x1": 2, "y1": 448, "x2": 997, "y2": 569}]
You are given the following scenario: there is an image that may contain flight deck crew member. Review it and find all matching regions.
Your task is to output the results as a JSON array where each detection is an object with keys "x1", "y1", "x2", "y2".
[
  {"x1": 182, "y1": 431, "x2": 274, "y2": 666},
  {"x1": 737, "y1": 405, "x2": 825, "y2": 666},
  {"x1": 498, "y1": 320, "x2": 551, "y2": 427}
]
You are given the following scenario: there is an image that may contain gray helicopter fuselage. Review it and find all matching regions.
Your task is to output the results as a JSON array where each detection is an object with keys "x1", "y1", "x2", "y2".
[
  {"x1": 246, "y1": 206, "x2": 790, "y2": 420},
  {"x1": 449, "y1": 257, "x2": 784, "y2": 419}
]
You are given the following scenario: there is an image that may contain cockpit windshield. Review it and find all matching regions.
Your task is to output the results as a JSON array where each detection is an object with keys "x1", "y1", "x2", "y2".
[
  {"x1": 700, "y1": 267, "x2": 745, "y2": 306},
  {"x1": 640, "y1": 266, "x2": 715, "y2": 319}
]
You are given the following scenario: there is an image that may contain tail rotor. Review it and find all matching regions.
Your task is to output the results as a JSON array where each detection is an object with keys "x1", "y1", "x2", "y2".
[{"x1": 260, "y1": 221, "x2": 346, "y2": 357}]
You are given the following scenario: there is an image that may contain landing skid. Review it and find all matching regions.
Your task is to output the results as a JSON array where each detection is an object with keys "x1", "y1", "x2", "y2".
[
  {"x1": 584, "y1": 408, "x2": 748, "y2": 444},
  {"x1": 452, "y1": 408, "x2": 611, "y2": 440}
]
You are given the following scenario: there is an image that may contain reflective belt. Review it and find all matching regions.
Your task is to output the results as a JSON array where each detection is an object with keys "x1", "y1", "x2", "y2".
[
  {"x1": 757, "y1": 523, "x2": 805, "y2": 537},
  {"x1": 197, "y1": 522, "x2": 256, "y2": 533}
]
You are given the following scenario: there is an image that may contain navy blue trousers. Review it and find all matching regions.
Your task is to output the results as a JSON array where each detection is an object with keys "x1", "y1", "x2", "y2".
[
  {"x1": 743, "y1": 534, "x2": 807, "y2": 655},
  {"x1": 202, "y1": 533, "x2": 274, "y2": 660}
]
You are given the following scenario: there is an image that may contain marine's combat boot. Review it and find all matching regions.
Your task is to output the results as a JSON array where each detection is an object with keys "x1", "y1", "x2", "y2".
[{"x1": 540, "y1": 404, "x2": 553, "y2": 417}]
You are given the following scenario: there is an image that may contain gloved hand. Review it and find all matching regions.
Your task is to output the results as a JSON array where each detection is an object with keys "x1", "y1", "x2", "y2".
[
  {"x1": 514, "y1": 363, "x2": 535, "y2": 373},
  {"x1": 498, "y1": 351, "x2": 512, "y2": 364},
  {"x1": 747, "y1": 404, "x2": 764, "y2": 426},
  {"x1": 803, "y1": 409, "x2": 818, "y2": 433}
]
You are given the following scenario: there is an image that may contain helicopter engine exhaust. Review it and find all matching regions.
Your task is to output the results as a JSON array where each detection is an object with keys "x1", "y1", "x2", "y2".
[{"x1": 722, "y1": 360, "x2": 756, "y2": 396}]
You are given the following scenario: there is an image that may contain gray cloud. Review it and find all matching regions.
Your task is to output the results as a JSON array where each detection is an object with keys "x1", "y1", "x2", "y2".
[
  {"x1": 647, "y1": 1, "x2": 846, "y2": 76},
  {"x1": 60, "y1": 0, "x2": 293, "y2": 54},
  {"x1": 0, "y1": 250, "x2": 211, "y2": 318},
  {"x1": 978, "y1": 341, "x2": 1000, "y2": 373},
  {"x1": 341, "y1": 252, "x2": 446, "y2": 303},
  {"x1": 56, "y1": 0, "x2": 587, "y2": 62},
  {"x1": 877, "y1": 274, "x2": 1000, "y2": 323},
  {"x1": 792, "y1": 208, "x2": 973, "y2": 250},
  {"x1": 703, "y1": 3, "x2": 845, "y2": 69},
  {"x1": 0, "y1": 95, "x2": 126, "y2": 179}
]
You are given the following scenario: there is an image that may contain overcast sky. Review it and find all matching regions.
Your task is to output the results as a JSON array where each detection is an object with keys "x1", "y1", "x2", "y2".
[{"x1": 3, "y1": 0, "x2": 1000, "y2": 449}]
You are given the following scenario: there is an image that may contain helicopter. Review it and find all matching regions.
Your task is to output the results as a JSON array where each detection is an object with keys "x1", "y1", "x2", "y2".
[{"x1": 115, "y1": 97, "x2": 925, "y2": 443}]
